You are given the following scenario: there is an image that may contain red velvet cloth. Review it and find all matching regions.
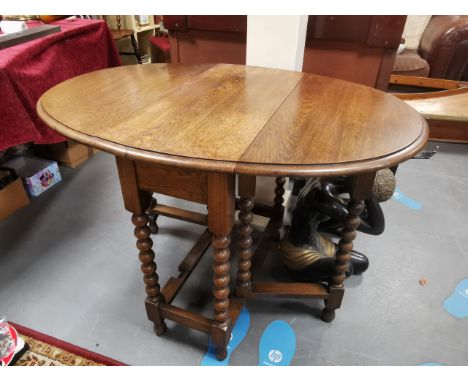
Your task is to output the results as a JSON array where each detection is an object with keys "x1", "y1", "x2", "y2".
[
  {"x1": 148, "y1": 35, "x2": 170, "y2": 52},
  {"x1": 0, "y1": 19, "x2": 121, "y2": 151}
]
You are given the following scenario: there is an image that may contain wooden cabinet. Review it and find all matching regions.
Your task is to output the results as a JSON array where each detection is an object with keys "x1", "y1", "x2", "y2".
[{"x1": 102, "y1": 15, "x2": 160, "y2": 64}]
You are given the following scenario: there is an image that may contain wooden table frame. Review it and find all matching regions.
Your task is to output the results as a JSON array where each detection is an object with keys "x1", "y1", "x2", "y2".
[
  {"x1": 37, "y1": 63, "x2": 429, "y2": 362},
  {"x1": 117, "y1": 157, "x2": 237, "y2": 359},
  {"x1": 116, "y1": 155, "x2": 375, "y2": 360},
  {"x1": 236, "y1": 173, "x2": 375, "y2": 323}
]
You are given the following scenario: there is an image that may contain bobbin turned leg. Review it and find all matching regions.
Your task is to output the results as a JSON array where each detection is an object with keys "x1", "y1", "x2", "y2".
[
  {"x1": 272, "y1": 177, "x2": 286, "y2": 240},
  {"x1": 274, "y1": 177, "x2": 286, "y2": 214},
  {"x1": 147, "y1": 196, "x2": 159, "y2": 234},
  {"x1": 322, "y1": 173, "x2": 375, "y2": 323},
  {"x1": 208, "y1": 173, "x2": 235, "y2": 360},
  {"x1": 321, "y1": 199, "x2": 364, "y2": 322},
  {"x1": 237, "y1": 175, "x2": 256, "y2": 295},
  {"x1": 212, "y1": 234, "x2": 231, "y2": 360},
  {"x1": 132, "y1": 213, "x2": 167, "y2": 335},
  {"x1": 115, "y1": 157, "x2": 166, "y2": 335}
]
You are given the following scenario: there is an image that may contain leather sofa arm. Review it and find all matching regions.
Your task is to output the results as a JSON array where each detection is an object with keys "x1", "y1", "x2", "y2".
[{"x1": 418, "y1": 15, "x2": 468, "y2": 80}]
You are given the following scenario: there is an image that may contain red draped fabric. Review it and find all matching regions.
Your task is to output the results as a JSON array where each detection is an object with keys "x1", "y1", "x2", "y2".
[{"x1": 0, "y1": 19, "x2": 121, "y2": 151}]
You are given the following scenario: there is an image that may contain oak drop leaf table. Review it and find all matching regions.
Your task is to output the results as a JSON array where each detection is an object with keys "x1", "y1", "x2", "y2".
[{"x1": 37, "y1": 64, "x2": 428, "y2": 360}]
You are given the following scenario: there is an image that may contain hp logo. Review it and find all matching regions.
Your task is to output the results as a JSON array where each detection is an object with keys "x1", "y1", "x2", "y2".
[{"x1": 268, "y1": 349, "x2": 283, "y2": 363}]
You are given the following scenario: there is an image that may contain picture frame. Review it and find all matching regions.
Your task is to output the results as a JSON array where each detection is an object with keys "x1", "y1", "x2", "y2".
[{"x1": 136, "y1": 15, "x2": 150, "y2": 27}]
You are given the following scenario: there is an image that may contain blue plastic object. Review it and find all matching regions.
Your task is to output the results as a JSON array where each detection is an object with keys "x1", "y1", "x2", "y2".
[
  {"x1": 200, "y1": 304, "x2": 251, "y2": 366},
  {"x1": 419, "y1": 362, "x2": 444, "y2": 366},
  {"x1": 258, "y1": 320, "x2": 296, "y2": 366},
  {"x1": 392, "y1": 187, "x2": 422, "y2": 210},
  {"x1": 443, "y1": 278, "x2": 468, "y2": 319}
]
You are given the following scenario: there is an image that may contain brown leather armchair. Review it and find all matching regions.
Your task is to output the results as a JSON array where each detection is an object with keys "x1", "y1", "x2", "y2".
[{"x1": 393, "y1": 16, "x2": 468, "y2": 80}]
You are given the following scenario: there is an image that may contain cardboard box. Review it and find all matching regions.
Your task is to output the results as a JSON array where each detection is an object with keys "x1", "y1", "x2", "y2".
[
  {"x1": 0, "y1": 170, "x2": 29, "y2": 220},
  {"x1": 35, "y1": 140, "x2": 94, "y2": 168},
  {"x1": 4, "y1": 156, "x2": 62, "y2": 197}
]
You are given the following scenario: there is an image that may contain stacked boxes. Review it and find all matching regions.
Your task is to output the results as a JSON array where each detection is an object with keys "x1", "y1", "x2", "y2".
[
  {"x1": 0, "y1": 168, "x2": 30, "y2": 220},
  {"x1": 3, "y1": 156, "x2": 61, "y2": 198},
  {"x1": 34, "y1": 140, "x2": 94, "y2": 168}
]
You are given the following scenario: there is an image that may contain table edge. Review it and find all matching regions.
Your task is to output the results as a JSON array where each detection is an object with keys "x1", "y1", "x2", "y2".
[{"x1": 37, "y1": 97, "x2": 429, "y2": 177}]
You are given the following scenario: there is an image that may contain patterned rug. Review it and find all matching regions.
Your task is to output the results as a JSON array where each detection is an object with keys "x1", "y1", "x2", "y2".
[{"x1": 10, "y1": 322, "x2": 125, "y2": 366}]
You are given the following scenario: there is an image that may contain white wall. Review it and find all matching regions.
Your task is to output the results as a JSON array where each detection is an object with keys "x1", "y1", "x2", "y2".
[
  {"x1": 246, "y1": 15, "x2": 309, "y2": 71},
  {"x1": 402, "y1": 15, "x2": 432, "y2": 49}
]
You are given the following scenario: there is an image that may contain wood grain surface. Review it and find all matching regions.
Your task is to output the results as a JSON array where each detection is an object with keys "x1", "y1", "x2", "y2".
[
  {"x1": 405, "y1": 91, "x2": 468, "y2": 123},
  {"x1": 37, "y1": 63, "x2": 428, "y2": 176}
]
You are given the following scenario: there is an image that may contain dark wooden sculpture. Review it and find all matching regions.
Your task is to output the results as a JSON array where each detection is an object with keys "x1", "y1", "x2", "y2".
[
  {"x1": 281, "y1": 178, "x2": 369, "y2": 282},
  {"x1": 282, "y1": 166, "x2": 397, "y2": 283},
  {"x1": 318, "y1": 169, "x2": 396, "y2": 236}
]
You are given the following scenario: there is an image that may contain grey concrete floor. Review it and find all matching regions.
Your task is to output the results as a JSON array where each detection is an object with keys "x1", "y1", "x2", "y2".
[{"x1": 1, "y1": 141, "x2": 467, "y2": 365}]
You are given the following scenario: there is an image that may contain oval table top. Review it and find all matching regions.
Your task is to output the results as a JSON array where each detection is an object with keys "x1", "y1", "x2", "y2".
[{"x1": 37, "y1": 63, "x2": 428, "y2": 176}]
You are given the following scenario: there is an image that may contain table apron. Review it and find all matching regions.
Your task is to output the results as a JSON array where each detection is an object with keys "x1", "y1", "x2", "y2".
[{"x1": 134, "y1": 160, "x2": 209, "y2": 204}]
